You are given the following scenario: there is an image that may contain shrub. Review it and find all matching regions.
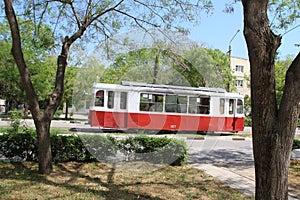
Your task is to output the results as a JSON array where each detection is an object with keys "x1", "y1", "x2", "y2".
[
  {"x1": 118, "y1": 136, "x2": 188, "y2": 166},
  {"x1": 244, "y1": 116, "x2": 252, "y2": 127},
  {"x1": 0, "y1": 128, "x2": 37, "y2": 161},
  {"x1": 293, "y1": 139, "x2": 300, "y2": 150},
  {"x1": 0, "y1": 131, "x2": 116, "y2": 163},
  {"x1": 8, "y1": 109, "x2": 23, "y2": 133},
  {"x1": 77, "y1": 135, "x2": 118, "y2": 162},
  {"x1": 54, "y1": 110, "x2": 63, "y2": 119},
  {"x1": 0, "y1": 131, "x2": 187, "y2": 166}
]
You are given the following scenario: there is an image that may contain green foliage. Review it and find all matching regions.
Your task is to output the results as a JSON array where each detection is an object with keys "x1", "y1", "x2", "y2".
[
  {"x1": 0, "y1": 20, "x2": 56, "y2": 109},
  {"x1": 203, "y1": 48, "x2": 234, "y2": 90},
  {"x1": 0, "y1": 129, "x2": 37, "y2": 161},
  {"x1": 0, "y1": 131, "x2": 187, "y2": 166},
  {"x1": 100, "y1": 45, "x2": 229, "y2": 89},
  {"x1": 275, "y1": 55, "x2": 293, "y2": 105},
  {"x1": 244, "y1": 116, "x2": 252, "y2": 127},
  {"x1": 269, "y1": 0, "x2": 300, "y2": 30},
  {"x1": 117, "y1": 136, "x2": 188, "y2": 166},
  {"x1": 51, "y1": 135, "x2": 92, "y2": 163},
  {"x1": 293, "y1": 139, "x2": 300, "y2": 150},
  {"x1": 244, "y1": 95, "x2": 251, "y2": 116},
  {"x1": 79, "y1": 135, "x2": 118, "y2": 162},
  {"x1": 54, "y1": 110, "x2": 63, "y2": 119},
  {"x1": 72, "y1": 56, "x2": 105, "y2": 111},
  {"x1": 8, "y1": 109, "x2": 23, "y2": 132}
]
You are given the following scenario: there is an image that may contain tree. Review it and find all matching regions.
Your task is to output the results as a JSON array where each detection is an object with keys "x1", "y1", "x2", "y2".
[
  {"x1": 4, "y1": 0, "x2": 211, "y2": 174},
  {"x1": 100, "y1": 44, "x2": 233, "y2": 88},
  {"x1": 241, "y1": 0, "x2": 300, "y2": 199},
  {"x1": 0, "y1": 20, "x2": 56, "y2": 114},
  {"x1": 185, "y1": 47, "x2": 234, "y2": 89},
  {"x1": 61, "y1": 66, "x2": 78, "y2": 119},
  {"x1": 72, "y1": 55, "x2": 105, "y2": 112}
]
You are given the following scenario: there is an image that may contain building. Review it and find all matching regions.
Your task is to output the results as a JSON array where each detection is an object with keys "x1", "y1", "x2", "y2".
[{"x1": 230, "y1": 56, "x2": 251, "y2": 97}]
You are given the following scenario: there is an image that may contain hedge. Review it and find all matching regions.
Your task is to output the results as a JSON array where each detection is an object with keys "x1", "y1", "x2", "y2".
[
  {"x1": 117, "y1": 136, "x2": 188, "y2": 166},
  {"x1": 0, "y1": 130, "x2": 188, "y2": 166}
]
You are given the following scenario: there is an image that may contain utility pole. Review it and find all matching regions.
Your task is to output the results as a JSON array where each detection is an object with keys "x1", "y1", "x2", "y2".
[{"x1": 227, "y1": 29, "x2": 240, "y2": 92}]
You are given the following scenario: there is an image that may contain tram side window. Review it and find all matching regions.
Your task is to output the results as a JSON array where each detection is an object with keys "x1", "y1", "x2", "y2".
[
  {"x1": 188, "y1": 97, "x2": 200, "y2": 114},
  {"x1": 95, "y1": 90, "x2": 104, "y2": 107},
  {"x1": 229, "y1": 99, "x2": 235, "y2": 114},
  {"x1": 177, "y1": 96, "x2": 187, "y2": 113},
  {"x1": 120, "y1": 92, "x2": 127, "y2": 109},
  {"x1": 188, "y1": 96, "x2": 210, "y2": 114},
  {"x1": 107, "y1": 91, "x2": 114, "y2": 109},
  {"x1": 165, "y1": 95, "x2": 177, "y2": 112},
  {"x1": 140, "y1": 93, "x2": 163, "y2": 112},
  {"x1": 219, "y1": 98, "x2": 225, "y2": 114},
  {"x1": 237, "y1": 99, "x2": 243, "y2": 114},
  {"x1": 199, "y1": 97, "x2": 210, "y2": 114},
  {"x1": 165, "y1": 95, "x2": 187, "y2": 113}
]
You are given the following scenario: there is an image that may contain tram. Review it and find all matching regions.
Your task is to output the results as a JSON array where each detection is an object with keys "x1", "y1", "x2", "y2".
[{"x1": 89, "y1": 81, "x2": 244, "y2": 132}]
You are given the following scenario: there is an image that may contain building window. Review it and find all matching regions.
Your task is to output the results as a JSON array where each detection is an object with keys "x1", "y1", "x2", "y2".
[
  {"x1": 236, "y1": 80, "x2": 244, "y2": 87},
  {"x1": 235, "y1": 65, "x2": 244, "y2": 72}
]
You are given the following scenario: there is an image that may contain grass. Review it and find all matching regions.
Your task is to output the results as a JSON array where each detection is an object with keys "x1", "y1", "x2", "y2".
[
  {"x1": 0, "y1": 160, "x2": 299, "y2": 199},
  {"x1": 0, "y1": 161, "x2": 252, "y2": 200}
]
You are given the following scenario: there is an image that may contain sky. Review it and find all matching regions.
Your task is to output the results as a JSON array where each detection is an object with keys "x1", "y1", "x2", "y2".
[{"x1": 188, "y1": 1, "x2": 300, "y2": 60}]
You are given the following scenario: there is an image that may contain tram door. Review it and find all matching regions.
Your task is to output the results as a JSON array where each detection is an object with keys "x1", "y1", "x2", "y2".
[
  {"x1": 117, "y1": 92, "x2": 128, "y2": 129},
  {"x1": 229, "y1": 99, "x2": 237, "y2": 131}
]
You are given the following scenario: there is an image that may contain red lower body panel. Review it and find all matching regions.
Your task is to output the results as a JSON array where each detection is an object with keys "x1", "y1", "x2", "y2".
[{"x1": 89, "y1": 110, "x2": 244, "y2": 132}]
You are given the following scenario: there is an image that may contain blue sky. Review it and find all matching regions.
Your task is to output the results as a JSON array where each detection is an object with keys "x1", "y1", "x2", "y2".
[{"x1": 188, "y1": 1, "x2": 300, "y2": 60}]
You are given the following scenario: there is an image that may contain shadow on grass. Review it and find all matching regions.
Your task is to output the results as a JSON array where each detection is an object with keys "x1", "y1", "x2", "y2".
[
  {"x1": 0, "y1": 161, "x2": 253, "y2": 200},
  {"x1": 0, "y1": 162, "x2": 162, "y2": 200}
]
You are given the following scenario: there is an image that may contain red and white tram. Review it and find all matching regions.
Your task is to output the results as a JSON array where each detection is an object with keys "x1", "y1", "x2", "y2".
[{"x1": 89, "y1": 81, "x2": 244, "y2": 132}]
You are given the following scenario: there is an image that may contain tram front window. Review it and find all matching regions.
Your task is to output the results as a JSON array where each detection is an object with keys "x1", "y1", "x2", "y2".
[
  {"x1": 237, "y1": 99, "x2": 243, "y2": 114},
  {"x1": 95, "y1": 90, "x2": 104, "y2": 107}
]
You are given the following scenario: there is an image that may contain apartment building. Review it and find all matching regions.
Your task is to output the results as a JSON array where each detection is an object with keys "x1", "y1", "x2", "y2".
[{"x1": 230, "y1": 56, "x2": 251, "y2": 97}]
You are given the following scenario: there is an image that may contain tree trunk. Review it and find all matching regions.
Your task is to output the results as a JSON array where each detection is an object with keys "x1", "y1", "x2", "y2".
[
  {"x1": 35, "y1": 119, "x2": 52, "y2": 174},
  {"x1": 242, "y1": 0, "x2": 300, "y2": 199},
  {"x1": 65, "y1": 101, "x2": 69, "y2": 120},
  {"x1": 153, "y1": 54, "x2": 159, "y2": 84}
]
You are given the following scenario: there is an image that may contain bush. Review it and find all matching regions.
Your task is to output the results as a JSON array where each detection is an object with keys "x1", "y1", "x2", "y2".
[
  {"x1": 244, "y1": 116, "x2": 252, "y2": 127},
  {"x1": 76, "y1": 135, "x2": 118, "y2": 162},
  {"x1": 8, "y1": 109, "x2": 23, "y2": 133},
  {"x1": 0, "y1": 128, "x2": 37, "y2": 161},
  {"x1": 293, "y1": 139, "x2": 300, "y2": 150},
  {"x1": 0, "y1": 131, "x2": 188, "y2": 166},
  {"x1": 0, "y1": 131, "x2": 116, "y2": 163},
  {"x1": 118, "y1": 136, "x2": 188, "y2": 166}
]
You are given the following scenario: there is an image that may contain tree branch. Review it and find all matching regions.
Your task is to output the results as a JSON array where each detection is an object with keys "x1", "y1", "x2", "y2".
[
  {"x1": 278, "y1": 52, "x2": 300, "y2": 126},
  {"x1": 113, "y1": 9, "x2": 160, "y2": 28}
]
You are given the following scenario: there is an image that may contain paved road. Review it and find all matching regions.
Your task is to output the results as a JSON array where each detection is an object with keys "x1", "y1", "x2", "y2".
[{"x1": 186, "y1": 137, "x2": 299, "y2": 199}]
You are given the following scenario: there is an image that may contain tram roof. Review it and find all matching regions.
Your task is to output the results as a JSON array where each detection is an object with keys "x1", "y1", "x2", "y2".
[
  {"x1": 93, "y1": 81, "x2": 243, "y2": 98},
  {"x1": 119, "y1": 81, "x2": 227, "y2": 93}
]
